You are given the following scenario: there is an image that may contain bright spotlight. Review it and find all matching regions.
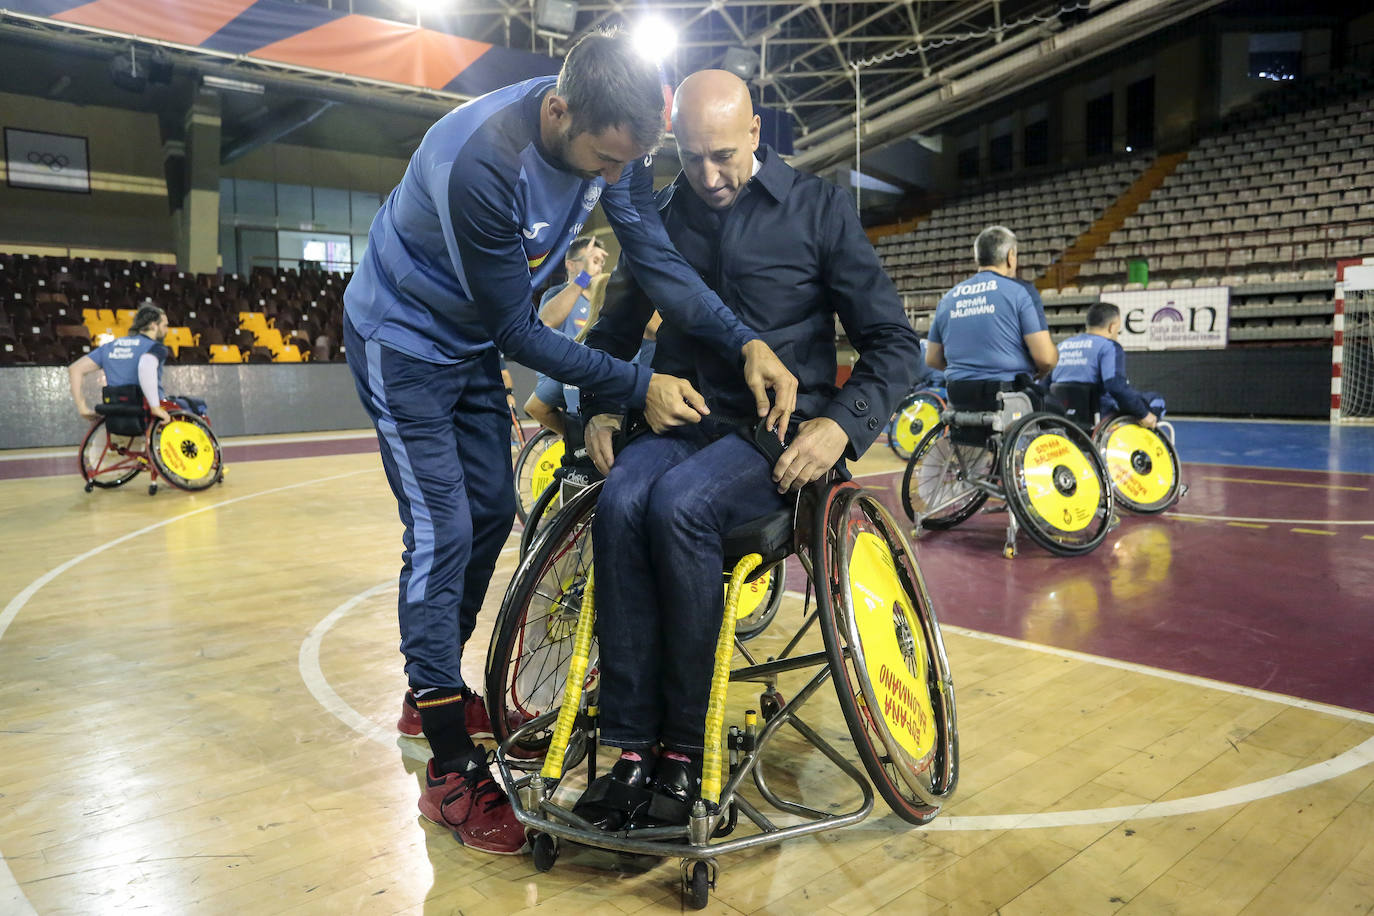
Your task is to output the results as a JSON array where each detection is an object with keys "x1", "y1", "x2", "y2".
[{"x1": 633, "y1": 16, "x2": 678, "y2": 63}]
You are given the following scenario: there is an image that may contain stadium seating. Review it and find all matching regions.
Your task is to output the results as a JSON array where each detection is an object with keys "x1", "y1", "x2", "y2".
[{"x1": 0, "y1": 254, "x2": 348, "y2": 365}]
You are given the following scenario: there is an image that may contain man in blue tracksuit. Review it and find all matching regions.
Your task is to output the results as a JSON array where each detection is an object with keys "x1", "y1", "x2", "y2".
[
  {"x1": 342, "y1": 29, "x2": 794, "y2": 855},
  {"x1": 1051, "y1": 301, "x2": 1164, "y2": 427}
]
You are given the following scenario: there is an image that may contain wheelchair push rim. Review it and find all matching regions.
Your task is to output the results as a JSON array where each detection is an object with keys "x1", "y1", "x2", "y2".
[
  {"x1": 150, "y1": 413, "x2": 222, "y2": 491},
  {"x1": 79, "y1": 417, "x2": 144, "y2": 488},
  {"x1": 487, "y1": 481, "x2": 602, "y2": 765},
  {"x1": 901, "y1": 422, "x2": 992, "y2": 529},
  {"x1": 816, "y1": 483, "x2": 959, "y2": 824},
  {"x1": 887, "y1": 391, "x2": 944, "y2": 461},
  {"x1": 1093, "y1": 415, "x2": 1181, "y2": 514},
  {"x1": 513, "y1": 428, "x2": 563, "y2": 524},
  {"x1": 1000, "y1": 413, "x2": 1113, "y2": 556}
]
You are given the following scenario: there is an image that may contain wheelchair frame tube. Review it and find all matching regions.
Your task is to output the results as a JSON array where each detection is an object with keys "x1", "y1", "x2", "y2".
[
  {"x1": 540, "y1": 568, "x2": 597, "y2": 780},
  {"x1": 703, "y1": 552, "x2": 762, "y2": 804}
]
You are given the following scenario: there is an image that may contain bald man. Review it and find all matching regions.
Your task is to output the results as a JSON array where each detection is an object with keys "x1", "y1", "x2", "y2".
[{"x1": 571, "y1": 69, "x2": 920, "y2": 830}]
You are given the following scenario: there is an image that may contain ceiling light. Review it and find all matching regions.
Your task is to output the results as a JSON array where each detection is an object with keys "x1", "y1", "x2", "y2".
[{"x1": 633, "y1": 16, "x2": 678, "y2": 63}]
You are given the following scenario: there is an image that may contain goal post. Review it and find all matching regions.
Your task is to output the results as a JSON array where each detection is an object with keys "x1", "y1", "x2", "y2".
[{"x1": 1333, "y1": 258, "x2": 1374, "y2": 424}]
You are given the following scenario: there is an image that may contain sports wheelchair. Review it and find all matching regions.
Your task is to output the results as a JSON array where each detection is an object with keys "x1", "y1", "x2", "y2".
[
  {"x1": 1050, "y1": 382, "x2": 1184, "y2": 515},
  {"x1": 485, "y1": 472, "x2": 959, "y2": 909},
  {"x1": 885, "y1": 387, "x2": 947, "y2": 461},
  {"x1": 79, "y1": 385, "x2": 224, "y2": 495},
  {"x1": 900, "y1": 385, "x2": 1114, "y2": 558}
]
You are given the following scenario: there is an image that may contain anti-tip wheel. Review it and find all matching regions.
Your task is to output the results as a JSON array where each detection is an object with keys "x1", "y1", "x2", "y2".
[
  {"x1": 685, "y1": 860, "x2": 711, "y2": 910},
  {"x1": 148, "y1": 484, "x2": 158, "y2": 495},
  {"x1": 84, "y1": 482, "x2": 94, "y2": 493},
  {"x1": 1003, "y1": 545, "x2": 1016, "y2": 559},
  {"x1": 531, "y1": 832, "x2": 558, "y2": 872}
]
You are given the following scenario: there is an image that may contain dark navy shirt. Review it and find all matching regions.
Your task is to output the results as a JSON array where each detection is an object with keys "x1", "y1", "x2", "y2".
[
  {"x1": 89, "y1": 333, "x2": 167, "y2": 396},
  {"x1": 343, "y1": 76, "x2": 757, "y2": 408},
  {"x1": 583, "y1": 146, "x2": 919, "y2": 457},
  {"x1": 928, "y1": 270, "x2": 1048, "y2": 381},
  {"x1": 1051, "y1": 331, "x2": 1152, "y2": 417}
]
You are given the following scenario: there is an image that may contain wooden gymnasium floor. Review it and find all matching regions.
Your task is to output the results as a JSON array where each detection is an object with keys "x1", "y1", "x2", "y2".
[{"x1": 2, "y1": 419, "x2": 1373, "y2": 914}]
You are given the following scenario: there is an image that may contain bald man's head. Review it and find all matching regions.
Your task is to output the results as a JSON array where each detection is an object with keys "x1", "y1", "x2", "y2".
[{"x1": 672, "y1": 70, "x2": 760, "y2": 210}]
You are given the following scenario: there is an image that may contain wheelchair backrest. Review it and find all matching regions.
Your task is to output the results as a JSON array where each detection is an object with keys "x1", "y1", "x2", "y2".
[
  {"x1": 96, "y1": 385, "x2": 147, "y2": 437},
  {"x1": 1049, "y1": 382, "x2": 1098, "y2": 430}
]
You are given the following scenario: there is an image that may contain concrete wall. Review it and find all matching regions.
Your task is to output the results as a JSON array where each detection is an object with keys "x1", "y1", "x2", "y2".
[
  {"x1": 0, "y1": 360, "x2": 541, "y2": 449},
  {"x1": 0, "y1": 91, "x2": 173, "y2": 259}
]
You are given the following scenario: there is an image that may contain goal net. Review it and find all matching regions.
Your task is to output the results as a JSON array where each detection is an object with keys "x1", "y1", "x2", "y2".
[{"x1": 1334, "y1": 259, "x2": 1374, "y2": 423}]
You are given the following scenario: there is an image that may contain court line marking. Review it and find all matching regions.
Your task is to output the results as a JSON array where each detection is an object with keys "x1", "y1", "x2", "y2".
[
  {"x1": 313, "y1": 583, "x2": 1374, "y2": 832},
  {"x1": 1168, "y1": 513, "x2": 1374, "y2": 526},
  {"x1": 0, "y1": 468, "x2": 382, "y2": 913},
  {"x1": 1226, "y1": 522, "x2": 1269, "y2": 529},
  {"x1": 1200, "y1": 475, "x2": 1367, "y2": 492}
]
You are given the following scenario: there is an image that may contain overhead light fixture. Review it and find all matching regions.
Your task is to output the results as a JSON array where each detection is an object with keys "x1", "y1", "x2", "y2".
[
  {"x1": 202, "y1": 74, "x2": 266, "y2": 95},
  {"x1": 633, "y1": 15, "x2": 677, "y2": 63},
  {"x1": 534, "y1": 0, "x2": 578, "y2": 34}
]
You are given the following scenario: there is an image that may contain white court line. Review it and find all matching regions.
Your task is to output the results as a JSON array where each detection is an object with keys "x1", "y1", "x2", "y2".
[
  {"x1": 0, "y1": 469, "x2": 379, "y2": 911},
  {"x1": 1168, "y1": 513, "x2": 1374, "y2": 526},
  {"x1": 778, "y1": 589, "x2": 1374, "y2": 829}
]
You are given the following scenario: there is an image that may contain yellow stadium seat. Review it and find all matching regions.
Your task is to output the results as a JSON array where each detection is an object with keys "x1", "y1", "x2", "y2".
[
  {"x1": 115, "y1": 308, "x2": 137, "y2": 327},
  {"x1": 163, "y1": 326, "x2": 198, "y2": 356},
  {"x1": 274, "y1": 345, "x2": 304, "y2": 363},
  {"x1": 238, "y1": 312, "x2": 271, "y2": 336},
  {"x1": 255, "y1": 327, "x2": 285, "y2": 354},
  {"x1": 209, "y1": 344, "x2": 243, "y2": 363}
]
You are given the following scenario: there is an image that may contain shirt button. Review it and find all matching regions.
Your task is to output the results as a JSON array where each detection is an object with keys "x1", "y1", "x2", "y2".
[
  {"x1": 855, "y1": 398, "x2": 868, "y2": 411},
  {"x1": 867, "y1": 417, "x2": 880, "y2": 430}
]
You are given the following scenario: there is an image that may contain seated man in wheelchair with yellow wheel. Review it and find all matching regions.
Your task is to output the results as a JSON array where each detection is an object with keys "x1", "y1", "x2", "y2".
[
  {"x1": 1049, "y1": 302, "x2": 1182, "y2": 514},
  {"x1": 912, "y1": 227, "x2": 1114, "y2": 556},
  {"x1": 557, "y1": 69, "x2": 922, "y2": 833},
  {"x1": 68, "y1": 304, "x2": 222, "y2": 494}
]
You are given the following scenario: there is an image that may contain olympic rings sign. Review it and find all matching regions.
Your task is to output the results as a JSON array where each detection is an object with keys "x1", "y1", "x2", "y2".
[{"x1": 5, "y1": 127, "x2": 90, "y2": 193}]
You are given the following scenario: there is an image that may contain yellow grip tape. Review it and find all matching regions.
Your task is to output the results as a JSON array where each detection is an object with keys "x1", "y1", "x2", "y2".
[
  {"x1": 541, "y1": 569, "x2": 596, "y2": 780},
  {"x1": 702, "y1": 552, "x2": 761, "y2": 804}
]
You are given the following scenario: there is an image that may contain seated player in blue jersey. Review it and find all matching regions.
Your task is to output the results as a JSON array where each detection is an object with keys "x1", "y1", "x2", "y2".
[
  {"x1": 564, "y1": 69, "x2": 919, "y2": 831},
  {"x1": 343, "y1": 29, "x2": 796, "y2": 856},
  {"x1": 1051, "y1": 301, "x2": 1164, "y2": 429},
  {"x1": 67, "y1": 305, "x2": 207, "y2": 424},
  {"x1": 925, "y1": 226, "x2": 1057, "y2": 413}
]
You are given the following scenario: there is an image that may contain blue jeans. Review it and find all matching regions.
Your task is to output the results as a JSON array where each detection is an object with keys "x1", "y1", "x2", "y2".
[
  {"x1": 344, "y1": 316, "x2": 516, "y2": 690},
  {"x1": 593, "y1": 423, "x2": 787, "y2": 754}
]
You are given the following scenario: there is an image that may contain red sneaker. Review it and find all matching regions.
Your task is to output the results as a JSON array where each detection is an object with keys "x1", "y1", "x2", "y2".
[
  {"x1": 398, "y1": 689, "x2": 423, "y2": 737},
  {"x1": 418, "y1": 753, "x2": 528, "y2": 855},
  {"x1": 463, "y1": 690, "x2": 495, "y2": 740}
]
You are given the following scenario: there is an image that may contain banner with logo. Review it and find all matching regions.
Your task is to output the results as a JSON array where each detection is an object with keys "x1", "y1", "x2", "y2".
[
  {"x1": 4, "y1": 128, "x2": 90, "y2": 194},
  {"x1": 1102, "y1": 286, "x2": 1229, "y2": 350}
]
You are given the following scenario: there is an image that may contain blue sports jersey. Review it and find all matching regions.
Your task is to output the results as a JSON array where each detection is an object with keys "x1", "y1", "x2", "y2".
[
  {"x1": 344, "y1": 76, "x2": 757, "y2": 408},
  {"x1": 89, "y1": 334, "x2": 166, "y2": 396},
  {"x1": 928, "y1": 271, "x2": 1047, "y2": 382},
  {"x1": 538, "y1": 281, "x2": 592, "y2": 338},
  {"x1": 1051, "y1": 331, "x2": 1152, "y2": 417}
]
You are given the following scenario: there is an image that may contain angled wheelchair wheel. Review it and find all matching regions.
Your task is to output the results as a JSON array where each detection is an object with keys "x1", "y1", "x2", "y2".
[
  {"x1": 512, "y1": 428, "x2": 563, "y2": 524},
  {"x1": 518, "y1": 479, "x2": 563, "y2": 558},
  {"x1": 1094, "y1": 415, "x2": 1181, "y2": 514},
  {"x1": 815, "y1": 483, "x2": 959, "y2": 824},
  {"x1": 79, "y1": 418, "x2": 144, "y2": 489},
  {"x1": 732, "y1": 561, "x2": 786, "y2": 641},
  {"x1": 901, "y1": 423, "x2": 992, "y2": 529},
  {"x1": 149, "y1": 412, "x2": 223, "y2": 491},
  {"x1": 887, "y1": 391, "x2": 945, "y2": 461},
  {"x1": 486, "y1": 481, "x2": 602, "y2": 763},
  {"x1": 1000, "y1": 412, "x2": 1113, "y2": 556}
]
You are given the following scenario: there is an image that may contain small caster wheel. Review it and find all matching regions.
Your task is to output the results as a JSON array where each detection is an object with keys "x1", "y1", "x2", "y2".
[
  {"x1": 1002, "y1": 545, "x2": 1015, "y2": 559},
  {"x1": 84, "y1": 482, "x2": 94, "y2": 493},
  {"x1": 531, "y1": 832, "x2": 558, "y2": 872},
  {"x1": 685, "y1": 860, "x2": 711, "y2": 910},
  {"x1": 759, "y1": 691, "x2": 784, "y2": 721},
  {"x1": 148, "y1": 484, "x2": 158, "y2": 496}
]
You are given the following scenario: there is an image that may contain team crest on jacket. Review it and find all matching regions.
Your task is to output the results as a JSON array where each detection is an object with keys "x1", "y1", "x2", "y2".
[{"x1": 583, "y1": 185, "x2": 602, "y2": 208}]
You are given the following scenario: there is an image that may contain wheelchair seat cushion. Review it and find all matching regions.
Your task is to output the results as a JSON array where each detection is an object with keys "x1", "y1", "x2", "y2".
[{"x1": 723, "y1": 507, "x2": 794, "y2": 572}]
